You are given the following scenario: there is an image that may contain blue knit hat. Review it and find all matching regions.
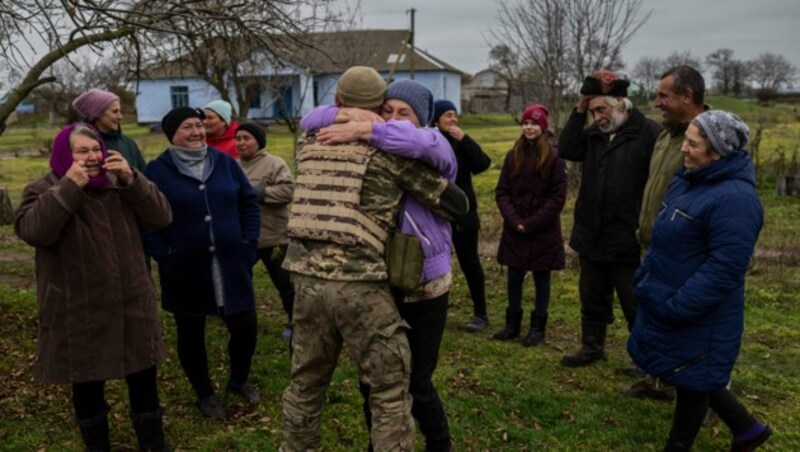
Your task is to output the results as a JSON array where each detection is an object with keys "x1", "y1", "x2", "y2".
[
  {"x1": 431, "y1": 99, "x2": 457, "y2": 126},
  {"x1": 385, "y1": 80, "x2": 434, "y2": 127},
  {"x1": 204, "y1": 100, "x2": 233, "y2": 125},
  {"x1": 693, "y1": 110, "x2": 750, "y2": 156}
]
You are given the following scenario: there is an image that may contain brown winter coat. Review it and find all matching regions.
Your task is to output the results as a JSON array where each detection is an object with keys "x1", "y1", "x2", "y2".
[
  {"x1": 496, "y1": 134, "x2": 568, "y2": 271},
  {"x1": 15, "y1": 171, "x2": 172, "y2": 384},
  {"x1": 239, "y1": 150, "x2": 294, "y2": 248}
]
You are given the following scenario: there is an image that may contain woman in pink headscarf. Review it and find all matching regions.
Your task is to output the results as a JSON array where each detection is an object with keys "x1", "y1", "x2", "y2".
[{"x1": 15, "y1": 123, "x2": 172, "y2": 451}]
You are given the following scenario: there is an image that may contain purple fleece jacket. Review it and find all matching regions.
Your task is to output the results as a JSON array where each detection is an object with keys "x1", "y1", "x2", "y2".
[{"x1": 301, "y1": 105, "x2": 457, "y2": 282}]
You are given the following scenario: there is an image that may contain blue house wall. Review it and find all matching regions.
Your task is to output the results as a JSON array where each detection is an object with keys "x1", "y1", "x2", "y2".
[
  {"x1": 136, "y1": 70, "x2": 461, "y2": 124},
  {"x1": 314, "y1": 70, "x2": 462, "y2": 115}
]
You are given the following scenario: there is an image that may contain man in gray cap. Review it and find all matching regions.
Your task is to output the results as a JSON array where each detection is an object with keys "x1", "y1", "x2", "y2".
[
  {"x1": 280, "y1": 66, "x2": 468, "y2": 452},
  {"x1": 559, "y1": 70, "x2": 661, "y2": 368}
]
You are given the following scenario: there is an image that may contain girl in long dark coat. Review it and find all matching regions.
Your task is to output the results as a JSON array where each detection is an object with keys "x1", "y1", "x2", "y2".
[{"x1": 494, "y1": 104, "x2": 567, "y2": 346}]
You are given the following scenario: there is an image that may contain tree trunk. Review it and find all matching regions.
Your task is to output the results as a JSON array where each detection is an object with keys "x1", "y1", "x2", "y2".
[
  {"x1": 0, "y1": 28, "x2": 135, "y2": 137},
  {"x1": 0, "y1": 188, "x2": 14, "y2": 225},
  {"x1": 776, "y1": 175, "x2": 800, "y2": 197}
]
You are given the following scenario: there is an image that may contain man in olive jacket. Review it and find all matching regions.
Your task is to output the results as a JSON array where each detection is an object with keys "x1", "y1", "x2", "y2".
[
  {"x1": 626, "y1": 65, "x2": 707, "y2": 398},
  {"x1": 638, "y1": 65, "x2": 707, "y2": 247},
  {"x1": 558, "y1": 70, "x2": 661, "y2": 367}
]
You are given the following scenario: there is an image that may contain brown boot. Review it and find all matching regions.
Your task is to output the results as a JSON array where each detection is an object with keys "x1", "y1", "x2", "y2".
[{"x1": 562, "y1": 323, "x2": 606, "y2": 367}]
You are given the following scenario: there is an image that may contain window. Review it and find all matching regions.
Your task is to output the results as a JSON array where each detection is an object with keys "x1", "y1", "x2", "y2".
[
  {"x1": 247, "y1": 84, "x2": 262, "y2": 109},
  {"x1": 170, "y1": 86, "x2": 189, "y2": 108}
]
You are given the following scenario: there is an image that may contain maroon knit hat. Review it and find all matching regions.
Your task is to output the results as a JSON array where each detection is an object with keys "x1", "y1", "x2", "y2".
[
  {"x1": 521, "y1": 103, "x2": 549, "y2": 131},
  {"x1": 72, "y1": 89, "x2": 120, "y2": 122}
]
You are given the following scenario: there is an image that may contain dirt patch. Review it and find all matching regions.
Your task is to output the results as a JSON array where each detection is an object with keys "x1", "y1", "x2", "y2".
[{"x1": 0, "y1": 274, "x2": 34, "y2": 289}]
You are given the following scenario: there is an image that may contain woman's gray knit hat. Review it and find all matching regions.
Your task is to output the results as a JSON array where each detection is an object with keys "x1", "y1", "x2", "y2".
[
  {"x1": 385, "y1": 80, "x2": 434, "y2": 126},
  {"x1": 693, "y1": 110, "x2": 750, "y2": 156}
]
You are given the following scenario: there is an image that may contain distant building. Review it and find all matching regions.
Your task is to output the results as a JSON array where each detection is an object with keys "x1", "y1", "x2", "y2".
[
  {"x1": 461, "y1": 69, "x2": 545, "y2": 114},
  {"x1": 0, "y1": 91, "x2": 36, "y2": 115},
  {"x1": 135, "y1": 30, "x2": 464, "y2": 125}
]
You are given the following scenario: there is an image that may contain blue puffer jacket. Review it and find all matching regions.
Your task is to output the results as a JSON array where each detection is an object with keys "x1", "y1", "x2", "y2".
[{"x1": 627, "y1": 151, "x2": 763, "y2": 391}]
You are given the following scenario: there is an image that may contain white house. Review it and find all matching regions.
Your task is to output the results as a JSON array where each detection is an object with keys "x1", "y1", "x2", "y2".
[{"x1": 135, "y1": 30, "x2": 464, "y2": 125}]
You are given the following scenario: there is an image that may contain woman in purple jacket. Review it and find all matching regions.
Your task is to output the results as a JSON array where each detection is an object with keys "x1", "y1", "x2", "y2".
[
  {"x1": 304, "y1": 80, "x2": 457, "y2": 451},
  {"x1": 494, "y1": 104, "x2": 568, "y2": 346}
]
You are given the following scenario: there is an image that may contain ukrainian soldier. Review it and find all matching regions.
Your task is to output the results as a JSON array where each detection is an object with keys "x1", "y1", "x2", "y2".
[{"x1": 280, "y1": 66, "x2": 468, "y2": 451}]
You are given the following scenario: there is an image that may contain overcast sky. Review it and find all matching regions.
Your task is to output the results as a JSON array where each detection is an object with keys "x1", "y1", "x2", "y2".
[{"x1": 356, "y1": 0, "x2": 800, "y2": 80}]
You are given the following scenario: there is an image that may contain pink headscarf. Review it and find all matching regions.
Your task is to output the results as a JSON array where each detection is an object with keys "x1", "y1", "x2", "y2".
[{"x1": 50, "y1": 123, "x2": 109, "y2": 190}]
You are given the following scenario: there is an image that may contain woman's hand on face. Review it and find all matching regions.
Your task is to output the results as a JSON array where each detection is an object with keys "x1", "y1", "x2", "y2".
[
  {"x1": 104, "y1": 150, "x2": 134, "y2": 184},
  {"x1": 446, "y1": 125, "x2": 465, "y2": 141},
  {"x1": 316, "y1": 122, "x2": 373, "y2": 145},
  {"x1": 66, "y1": 160, "x2": 90, "y2": 188}
]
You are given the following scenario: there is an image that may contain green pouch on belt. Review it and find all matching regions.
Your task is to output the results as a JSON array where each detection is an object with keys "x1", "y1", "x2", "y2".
[{"x1": 385, "y1": 232, "x2": 424, "y2": 294}]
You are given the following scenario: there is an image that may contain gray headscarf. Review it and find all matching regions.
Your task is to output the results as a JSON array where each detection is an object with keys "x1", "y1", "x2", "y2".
[{"x1": 693, "y1": 110, "x2": 750, "y2": 156}]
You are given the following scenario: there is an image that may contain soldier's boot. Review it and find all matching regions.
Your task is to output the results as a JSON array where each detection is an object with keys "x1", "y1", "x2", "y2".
[
  {"x1": 522, "y1": 313, "x2": 548, "y2": 347},
  {"x1": 131, "y1": 407, "x2": 169, "y2": 452},
  {"x1": 562, "y1": 323, "x2": 607, "y2": 367},
  {"x1": 76, "y1": 405, "x2": 111, "y2": 452},
  {"x1": 492, "y1": 308, "x2": 522, "y2": 341}
]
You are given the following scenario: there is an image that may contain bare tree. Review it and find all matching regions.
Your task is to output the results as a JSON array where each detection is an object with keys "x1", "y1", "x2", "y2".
[
  {"x1": 489, "y1": 0, "x2": 650, "y2": 128},
  {"x1": 563, "y1": 0, "x2": 650, "y2": 83},
  {"x1": 663, "y1": 50, "x2": 703, "y2": 71},
  {"x1": 750, "y1": 52, "x2": 796, "y2": 92},
  {"x1": 488, "y1": 44, "x2": 521, "y2": 111},
  {"x1": 631, "y1": 56, "x2": 665, "y2": 98},
  {"x1": 0, "y1": 0, "x2": 330, "y2": 136},
  {"x1": 705, "y1": 48, "x2": 748, "y2": 96},
  {"x1": 730, "y1": 60, "x2": 750, "y2": 98}
]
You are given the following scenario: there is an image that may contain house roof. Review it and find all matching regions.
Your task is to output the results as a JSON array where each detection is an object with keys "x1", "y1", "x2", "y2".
[
  {"x1": 139, "y1": 29, "x2": 463, "y2": 80},
  {"x1": 284, "y1": 29, "x2": 463, "y2": 75}
]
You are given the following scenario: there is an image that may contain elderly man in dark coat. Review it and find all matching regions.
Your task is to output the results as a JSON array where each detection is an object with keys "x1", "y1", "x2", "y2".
[{"x1": 559, "y1": 70, "x2": 661, "y2": 367}]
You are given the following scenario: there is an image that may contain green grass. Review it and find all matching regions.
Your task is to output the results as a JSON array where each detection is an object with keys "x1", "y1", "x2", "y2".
[{"x1": 1, "y1": 100, "x2": 800, "y2": 450}]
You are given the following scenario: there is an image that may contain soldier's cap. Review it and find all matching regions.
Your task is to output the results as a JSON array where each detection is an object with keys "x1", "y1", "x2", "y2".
[
  {"x1": 337, "y1": 66, "x2": 386, "y2": 109},
  {"x1": 580, "y1": 70, "x2": 630, "y2": 97}
]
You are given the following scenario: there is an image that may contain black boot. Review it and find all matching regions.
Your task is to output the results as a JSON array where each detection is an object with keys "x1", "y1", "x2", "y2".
[
  {"x1": 561, "y1": 323, "x2": 607, "y2": 367},
  {"x1": 131, "y1": 407, "x2": 169, "y2": 452},
  {"x1": 76, "y1": 405, "x2": 111, "y2": 452},
  {"x1": 492, "y1": 308, "x2": 522, "y2": 341},
  {"x1": 522, "y1": 314, "x2": 548, "y2": 347}
]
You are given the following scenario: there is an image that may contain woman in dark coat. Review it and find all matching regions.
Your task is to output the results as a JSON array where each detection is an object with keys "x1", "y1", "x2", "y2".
[
  {"x1": 15, "y1": 123, "x2": 172, "y2": 451},
  {"x1": 144, "y1": 107, "x2": 261, "y2": 420},
  {"x1": 431, "y1": 100, "x2": 493, "y2": 332},
  {"x1": 627, "y1": 111, "x2": 770, "y2": 451},
  {"x1": 494, "y1": 104, "x2": 567, "y2": 346}
]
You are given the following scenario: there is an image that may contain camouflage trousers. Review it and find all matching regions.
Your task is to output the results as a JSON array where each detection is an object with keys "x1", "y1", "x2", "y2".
[{"x1": 281, "y1": 273, "x2": 415, "y2": 451}]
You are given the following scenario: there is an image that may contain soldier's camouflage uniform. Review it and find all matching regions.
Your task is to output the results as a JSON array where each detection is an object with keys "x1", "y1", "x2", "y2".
[{"x1": 280, "y1": 137, "x2": 453, "y2": 451}]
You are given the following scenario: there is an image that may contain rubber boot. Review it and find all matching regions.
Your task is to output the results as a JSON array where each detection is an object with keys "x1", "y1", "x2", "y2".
[
  {"x1": 131, "y1": 407, "x2": 170, "y2": 451},
  {"x1": 76, "y1": 405, "x2": 111, "y2": 452},
  {"x1": 522, "y1": 313, "x2": 548, "y2": 347},
  {"x1": 561, "y1": 323, "x2": 607, "y2": 367},
  {"x1": 492, "y1": 308, "x2": 522, "y2": 341}
]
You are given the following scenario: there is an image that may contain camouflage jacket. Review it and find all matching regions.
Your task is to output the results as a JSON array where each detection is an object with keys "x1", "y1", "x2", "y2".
[{"x1": 283, "y1": 139, "x2": 451, "y2": 281}]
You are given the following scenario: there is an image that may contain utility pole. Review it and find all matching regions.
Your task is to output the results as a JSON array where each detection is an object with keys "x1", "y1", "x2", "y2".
[{"x1": 406, "y1": 8, "x2": 416, "y2": 80}]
